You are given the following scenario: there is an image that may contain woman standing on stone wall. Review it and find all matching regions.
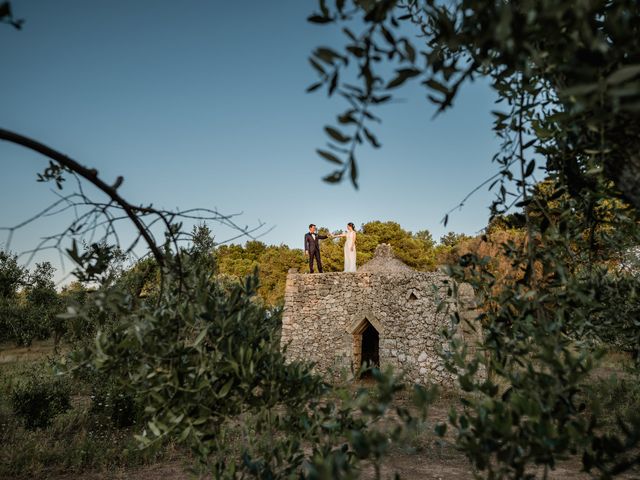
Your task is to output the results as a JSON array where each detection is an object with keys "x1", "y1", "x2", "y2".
[{"x1": 334, "y1": 222, "x2": 357, "y2": 272}]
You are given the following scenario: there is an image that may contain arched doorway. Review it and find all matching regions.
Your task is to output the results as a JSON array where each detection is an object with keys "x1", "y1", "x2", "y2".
[
  {"x1": 360, "y1": 321, "x2": 379, "y2": 369},
  {"x1": 348, "y1": 314, "x2": 382, "y2": 375}
]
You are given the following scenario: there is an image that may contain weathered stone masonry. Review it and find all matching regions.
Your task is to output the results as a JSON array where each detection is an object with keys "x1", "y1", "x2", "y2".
[{"x1": 281, "y1": 245, "x2": 476, "y2": 386}]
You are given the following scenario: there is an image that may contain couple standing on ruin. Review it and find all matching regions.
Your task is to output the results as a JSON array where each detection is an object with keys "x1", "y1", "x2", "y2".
[{"x1": 304, "y1": 223, "x2": 357, "y2": 273}]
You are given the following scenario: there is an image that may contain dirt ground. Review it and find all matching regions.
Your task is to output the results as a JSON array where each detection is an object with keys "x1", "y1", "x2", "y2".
[
  {"x1": 0, "y1": 339, "x2": 58, "y2": 364},
  {"x1": 40, "y1": 445, "x2": 636, "y2": 480},
  {"x1": 2, "y1": 342, "x2": 638, "y2": 480},
  {"x1": 40, "y1": 401, "x2": 640, "y2": 480}
]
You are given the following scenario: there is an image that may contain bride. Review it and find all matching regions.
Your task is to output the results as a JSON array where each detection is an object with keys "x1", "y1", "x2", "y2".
[{"x1": 335, "y1": 222, "x2": 357, "y2": 272}]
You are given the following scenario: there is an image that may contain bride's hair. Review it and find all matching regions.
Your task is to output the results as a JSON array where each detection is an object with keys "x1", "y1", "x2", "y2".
[{"x1": 347, "y1": 222, "x2": 355, "y2": 230}]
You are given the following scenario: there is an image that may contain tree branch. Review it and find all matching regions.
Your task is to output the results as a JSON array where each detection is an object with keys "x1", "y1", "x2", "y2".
[{"x1": 0, "y1": 128, "x2": 165, "y2": 266}]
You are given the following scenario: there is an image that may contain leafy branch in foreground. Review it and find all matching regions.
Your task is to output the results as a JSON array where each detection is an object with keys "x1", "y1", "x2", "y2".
[
  {"x1": 0, "y1": 128, "x2": 269, "y2": 281},
  {"x1": 0, "y1": 1, "x2": 23, "y2": 29},
  {"x1": 308, "y1": 1, "x2": 640, "y2": 213},
  {"x1": 310, "y1": 1, "x2": 640, "y2": 478},
  {"x1": 63, "y1": 251, "x2": 438, "y2": 479}
]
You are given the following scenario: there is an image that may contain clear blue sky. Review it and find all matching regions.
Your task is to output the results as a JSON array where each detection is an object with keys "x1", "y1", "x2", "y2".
[{"x1": 0, "y1": 0, "x2": 500, "y2": 279}]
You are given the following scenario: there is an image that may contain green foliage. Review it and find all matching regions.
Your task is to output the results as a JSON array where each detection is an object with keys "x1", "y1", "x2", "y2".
[
  {"x1": 0, "y1": 251, "x2": 26, "y2": 343},
  {"x1": 214, "y1": 222, "x2": 441, "y2": 305},
  {"x1": 588, "y1": 371, "x2": 640, "y2": 427},
  {"x1": 309, "y1": 1, "x2": 640, "y2": 477},
  {"x1": 437, "y1": 178, "x2": 640, "y2": 477},
  {"x1": 190, "y1": 223, "x2": 217, "y2": 275},
  {"x1": 10, "y1": 366, "x2": 71, "y2": 430},
  {"x1": 0, "y1": 297, "x2": 24, "y2": 343},
  {"x1": 580, "y1": 370, "x2": 640, "y2": 476},
  {"x1": 0, "y1": 1, "x2": 23, "y2": 30},
  {"x1": 88, "y1": 371, "x2": 143, "y2": 429},
  {"x1": 0, "y1": 250, "x2": 25, "y2": 299},
  {"x1": 308, "y1": 1, "x2": 640, "y2": 208},
  {"x1": 0, "y1": 392, "x2": 169, "y2": 477},
  {"x1": 191, "y1": 223, "x2": 216, "y2": 255},
  {"x1": 216, "y1": 240, "x2": 306, "y2": 305},
  {"x1": 67, "y1": 241, "x2": 128, "y2": 285},
  {"x1": 0, "y1": 246, "x2": 136, "y2": 348},
  {"x1": 438, "y1": 232, "x2": 472, "y2": 248},
  {"x1": 3, "y1": 1, "x2": 638, "y2": 476},
  {"x1": 581, "y1": 273, "x2": 640, "y2": 360},
  {"x1": 62, "y1": 248, "x2": 440, "y2": 477},
  {"x1": 115, "y1": 256, "x2": 160, "y2": 301},
  {"x1": 359, "y1": 221, "x2": 437, "y2": 270},
  {"x1": 0, "y1": 253, "x2": 67, "y2": 346},
  {"x1": 0, "y1": 349, "x2": 174, "y2": 477},
  {"x1": 66, "y1": 255, "x2": 322, "y2": 448},
  {"x1": 25, "y1": 262, "x2": 57, "y2": 305},
  {"x1": 26, "y1": 261, "x2": 64, "y2": 345},
  {"x1": 59, "y1": 281, "x2": 94, "y2": 339},
  {"x1": 17, "y1": 305, "x2": 53, "y2": 346}
]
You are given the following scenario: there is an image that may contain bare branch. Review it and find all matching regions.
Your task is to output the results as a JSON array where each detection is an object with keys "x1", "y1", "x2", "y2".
[
  {"x1": 0, "y1": 128, "x2": 269, "y2": 277},
  {"x1": 0, "y1": 128, "x2": 165, "y2": 265}
]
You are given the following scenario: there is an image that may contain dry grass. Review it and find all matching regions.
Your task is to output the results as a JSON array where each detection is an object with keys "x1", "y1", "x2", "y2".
[
  {"x1": 0, "y1": 339, "x2": 57, "y2": 365},
  {"x1": 1, "y1": 342, "x2": 639, "y2": 479}
]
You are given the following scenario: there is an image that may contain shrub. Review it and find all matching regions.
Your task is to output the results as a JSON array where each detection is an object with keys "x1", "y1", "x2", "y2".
[
  {"x1": 0, "y1": 407, "x2": 172, "y2": 478},
  {"x1": 89, "y1": 376, "x2": 142, "y2": 429},
  {"x1": 10, "y1": 368, "x2": 71, "y2": 430},
  {"x1": 588, "y1": 373, "x2": 640, "y2": 426}
]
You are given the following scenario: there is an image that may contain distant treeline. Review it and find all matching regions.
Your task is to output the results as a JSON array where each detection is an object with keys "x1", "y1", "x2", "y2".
[
  {"x1": 2, "y1": 213, "x2": 638, "y2": 357},
  {"x1": 215, "y1": 221, "x2": 473, "y2": 305},
  {"x1": 0, "y1": 221, "x2": 474, "y2": 346}
]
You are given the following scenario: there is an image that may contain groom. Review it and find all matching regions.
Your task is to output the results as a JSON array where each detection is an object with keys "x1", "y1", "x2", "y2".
[{"x1": 305, "y1": 224, "x2": 330, "y2": 273}]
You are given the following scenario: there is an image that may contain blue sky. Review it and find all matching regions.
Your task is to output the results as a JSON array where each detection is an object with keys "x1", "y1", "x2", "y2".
[{"x1": 0, "y1": 1, "x2": 500, "y2": 278}]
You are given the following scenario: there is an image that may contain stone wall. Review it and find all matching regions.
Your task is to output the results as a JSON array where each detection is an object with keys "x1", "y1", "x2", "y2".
[{"x1": 281, "y1": 269, "x2": 476, "y2": 386}]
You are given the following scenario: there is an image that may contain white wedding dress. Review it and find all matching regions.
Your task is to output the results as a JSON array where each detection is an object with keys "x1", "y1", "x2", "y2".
[{"x1": 344, "y1": 230, "x2": 357, "y2": 272}]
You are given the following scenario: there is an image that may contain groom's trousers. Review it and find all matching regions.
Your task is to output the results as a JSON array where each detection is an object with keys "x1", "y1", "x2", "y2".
[{"x1": 309, "y1": 249, "x2": 323, "y2": 273}]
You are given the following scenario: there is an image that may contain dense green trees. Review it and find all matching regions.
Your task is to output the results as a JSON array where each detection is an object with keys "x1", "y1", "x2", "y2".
[
  {"x1": 216, "y1": 241, "x2": 305, "y2": 305},
  {"x1": 214, "y1": 221, "x2": 462, "y2": 305},
  {"x1": 0, "y1": 251, "x2": 24, "y2": 298},
  {"x1": 0, "y1": 252, "x2": 63, "y2": 346},
  {"x1": 301, "y1": 221, "x2": 440, "y2": 272},
  {"x1": 0, "y1": 222, "x2": 468, "y2": 344}
]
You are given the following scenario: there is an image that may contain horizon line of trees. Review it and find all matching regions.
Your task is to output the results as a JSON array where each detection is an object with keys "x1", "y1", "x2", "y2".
[
  {"x1": 4, "y1": 209, "x2": 638, "y2": 354},
  {"x1": 0, "y1": 220, "x2": 483, "y2": 347}
]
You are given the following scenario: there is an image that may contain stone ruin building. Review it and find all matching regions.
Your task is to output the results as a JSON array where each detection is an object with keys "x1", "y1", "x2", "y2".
[{"x1": 281, "y1": 244, "x2": 476, "y2": 386}]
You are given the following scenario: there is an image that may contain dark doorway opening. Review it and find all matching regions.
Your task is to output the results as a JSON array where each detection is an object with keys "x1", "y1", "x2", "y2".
[{"x1": 361, "y1": 321, "x2": 379, "y2": 370}]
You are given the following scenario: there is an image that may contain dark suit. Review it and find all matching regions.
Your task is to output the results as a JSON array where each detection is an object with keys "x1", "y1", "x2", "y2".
[{"x1": 305, "y1": 231, "x2": 328, "y2": 273}]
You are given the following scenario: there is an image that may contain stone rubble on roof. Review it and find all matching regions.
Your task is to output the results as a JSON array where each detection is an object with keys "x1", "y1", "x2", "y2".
[{"x1": 357, "y1": 243, "x2": 414, "y2": 273}]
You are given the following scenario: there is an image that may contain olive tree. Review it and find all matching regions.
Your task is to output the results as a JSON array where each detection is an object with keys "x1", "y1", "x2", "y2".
[{"x1": 307, "y1": 0, "x2": 640, "y2": 477}]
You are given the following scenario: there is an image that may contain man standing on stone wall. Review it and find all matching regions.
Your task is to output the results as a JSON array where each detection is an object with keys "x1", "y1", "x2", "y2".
[{"x1": 305, "y1": 224, "x2": 331, "y2": 273}]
